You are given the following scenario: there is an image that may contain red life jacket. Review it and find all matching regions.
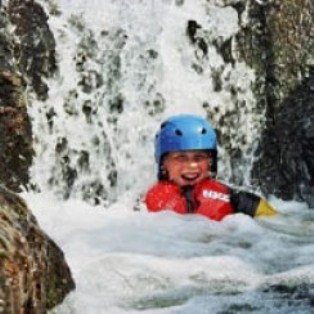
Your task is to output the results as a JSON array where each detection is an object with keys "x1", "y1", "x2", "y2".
[{"x1": 145, "y1": 178, "x2": 234, "y2": 221}]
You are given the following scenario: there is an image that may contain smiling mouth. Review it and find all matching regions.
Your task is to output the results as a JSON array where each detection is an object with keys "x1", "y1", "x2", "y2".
[{"x1": 181, "y1": 173, "x2": 200, "y2": 182}]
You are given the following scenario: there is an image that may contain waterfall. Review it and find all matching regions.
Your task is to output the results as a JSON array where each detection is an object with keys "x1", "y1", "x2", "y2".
[{"x1": 29, "y1": 0, "x2": 263, "y2": 206}]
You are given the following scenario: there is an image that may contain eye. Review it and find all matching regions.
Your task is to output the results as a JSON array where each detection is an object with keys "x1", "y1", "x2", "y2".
[
  {"x1": 176, "y1": 154, "x2": 187, "y2": 162},
  {"x1": 201, "y1": 128, "x2": 207, "y2": 134},
  {"x1": 170, "y1": 154, "x2": 187, "y2": 162},
  {"x1": 194, "y1": 153, "x2": 209, "y2": 162}
]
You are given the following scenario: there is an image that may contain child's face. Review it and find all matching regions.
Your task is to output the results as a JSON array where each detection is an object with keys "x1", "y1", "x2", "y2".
[{"x1": 163, "y1": 150, "x2": 211, "y2": 186}]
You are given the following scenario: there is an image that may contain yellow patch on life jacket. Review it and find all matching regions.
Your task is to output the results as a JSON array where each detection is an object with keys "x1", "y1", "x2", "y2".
[{"x1": 255, "y1": 199, "x2": 277, "y2": 217}]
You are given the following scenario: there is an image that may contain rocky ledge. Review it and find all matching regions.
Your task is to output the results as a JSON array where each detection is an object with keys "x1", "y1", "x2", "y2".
[{"x1": 0, "y1": 186, "x2": 75, "y2": 313}]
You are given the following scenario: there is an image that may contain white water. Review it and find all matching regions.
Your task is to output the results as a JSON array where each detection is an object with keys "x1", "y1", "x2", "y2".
[
  {"x1": 25, "y1": 191, "x2": 314, "y2": 313},
  {"x1": 22, "y1": 0, "x2": 314, "y2": 313}
]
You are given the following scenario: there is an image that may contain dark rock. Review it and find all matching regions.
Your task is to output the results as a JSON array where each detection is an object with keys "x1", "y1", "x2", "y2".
[
  {"x1": 0, "y1": 0, "x2": 57, "y2": 191},
  {"x1": 252, "y1": 77, "x2": 314, "y2": 207},
  {"x1": 0, "y1": 71, "x2": 33, "y2": 192},
  {"x1": 7, "y1": 0, "x2": 57, "y2": 100},
  {"x1": 186, "y1": 20, "x2": 201, "y2": 44},
  {"x1": 0, "y1": 186, "x2": 75, "y2": 312},
  {"x1": 235, "y1": 0, "x2": 314, "y2": 207}
]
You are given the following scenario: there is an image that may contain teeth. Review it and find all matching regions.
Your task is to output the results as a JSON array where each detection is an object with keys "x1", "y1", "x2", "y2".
[{"x1": 182, "y1": 174, "x2": 199, "y2": 180}]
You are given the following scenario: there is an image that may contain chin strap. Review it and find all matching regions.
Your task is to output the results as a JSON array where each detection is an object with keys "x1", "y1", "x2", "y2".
[{"x1": 181, "y1": 185, "x2": 195, "y2": 213}]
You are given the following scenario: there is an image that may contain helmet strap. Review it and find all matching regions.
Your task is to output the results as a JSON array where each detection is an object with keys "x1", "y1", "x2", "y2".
[{"x1": 158, "y1": 165, "x2": 169, "y2": 181}]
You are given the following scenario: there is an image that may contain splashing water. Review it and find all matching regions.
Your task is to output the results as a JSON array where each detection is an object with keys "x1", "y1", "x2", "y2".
[
  {"x1": 29, "y1": 0, "x2": 260, "y2": 205},
  {"x1": 25, "y1": 192, "x2": 314, "y2": 314},
  {"x1": 23, "y1": 0, "x2": 314, "y2": 313}
]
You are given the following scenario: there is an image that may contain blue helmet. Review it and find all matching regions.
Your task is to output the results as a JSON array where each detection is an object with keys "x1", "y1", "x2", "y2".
[{"x1": 155, "y1": 114, "x2": 218, "y2": 177}]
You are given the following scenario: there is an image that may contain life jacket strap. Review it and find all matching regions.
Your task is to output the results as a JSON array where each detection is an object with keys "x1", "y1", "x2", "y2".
[{"x1": 181, "y1": 185, "x2": 195, "y2": 213}]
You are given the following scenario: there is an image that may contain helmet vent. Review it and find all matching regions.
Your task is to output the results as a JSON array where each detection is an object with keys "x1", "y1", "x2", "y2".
[
  {"x1": 175, "y1": 129, "x2": 183, "y2": 136},
  {"x1": 160, "y1": 122, "x2": 167, "y2": 129},
  {"x1": 201, "y1": 128, "x2": 207, "y2": 134}
]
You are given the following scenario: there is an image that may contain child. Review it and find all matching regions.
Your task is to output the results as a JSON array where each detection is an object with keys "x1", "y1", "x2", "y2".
[{"x1": 145, "y1": 114, "x2": 277, "y2": 221}]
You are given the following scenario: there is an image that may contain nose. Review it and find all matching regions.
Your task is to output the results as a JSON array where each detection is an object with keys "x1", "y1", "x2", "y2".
[{"x1": 187, "y1": 160, "x2": 198, "y2": 168}]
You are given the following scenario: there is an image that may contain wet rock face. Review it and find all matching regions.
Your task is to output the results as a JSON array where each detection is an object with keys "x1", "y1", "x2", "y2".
[
  {"x1": 234, "y1": 0, "x2": 314, "y2": 207},
  {"x1": 7, "y1": 0, "x2": 57, "y2": 100},
  {"x1": 0, "y1": 70, "x2": 33, "y2": 192},
  {"x1": 0, "y1": 0, "x2": 57, "y2": 191},
  {"x1": 0, "y1": 186, "x2": 75, "y2": 313},
  {"x1": 0, "y1": 3, "x2": 74, "y2": 312},
  {"x1": 252, "y1": 78, "x2": 314, "y2": 207}
]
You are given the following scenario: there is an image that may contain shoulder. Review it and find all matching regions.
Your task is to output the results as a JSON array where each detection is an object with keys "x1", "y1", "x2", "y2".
[
  {"x1": 145, "y1": 181, "x2": 182, "y2": 211},
  {"x1": 193, "y1": 179, "x2": 233, "y2": 220},
  {"x1": 193, "y1": 179, "x2": 231, "y2": 203},
  {"x1": 146, "y1": 181, "x2": 180, "y2": 196},
  {"x1": 194, "y1": 178, "x2": 229, "y2": 193}
]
